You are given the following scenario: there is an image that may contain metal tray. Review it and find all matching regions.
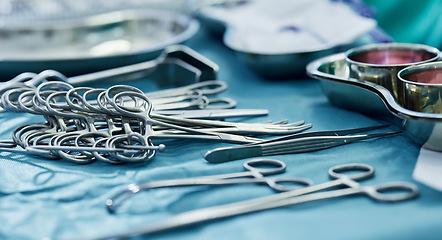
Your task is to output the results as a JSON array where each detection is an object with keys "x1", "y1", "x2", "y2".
[
  {"x1": 306, "y1": 53, "x2": 442, "y2": 151},
  {"x1": 0, "y1": 8, "x2": 199, "y2": 79}
]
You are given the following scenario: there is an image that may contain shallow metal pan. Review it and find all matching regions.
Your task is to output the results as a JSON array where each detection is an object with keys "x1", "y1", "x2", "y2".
[
  {"x1": 306, "y1": 53, "x2": 442, "y2": 151},
  {"x1": 0, "y1": 8, "x2": 199, "y2": 80}
]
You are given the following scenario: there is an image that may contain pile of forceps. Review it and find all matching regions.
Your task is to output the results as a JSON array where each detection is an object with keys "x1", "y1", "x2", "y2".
[
  {"x1": 94, "y1": 159, "x2": 418, "y2": 239},
  {"x1": 0, "y1": 79, "x2": 311, "y2": 164}
]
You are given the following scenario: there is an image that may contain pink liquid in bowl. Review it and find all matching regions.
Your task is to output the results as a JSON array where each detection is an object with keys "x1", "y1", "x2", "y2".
[
  {"x1": 349, "y1": 49, "x2": 437, "y2": 65},
  {"x1": 403, "y1": 68, "x2": 442, "y2": 84}
]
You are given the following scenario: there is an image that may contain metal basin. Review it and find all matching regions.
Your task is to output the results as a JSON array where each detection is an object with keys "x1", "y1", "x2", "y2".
[{"x1": 307, "y1": 53, "x2": 442, "y2": 151}]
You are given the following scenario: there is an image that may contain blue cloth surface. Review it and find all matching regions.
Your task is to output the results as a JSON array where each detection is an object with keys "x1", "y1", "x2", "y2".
[{"x1": 1, "y1": 28, "x2": 442, "y2": 240}]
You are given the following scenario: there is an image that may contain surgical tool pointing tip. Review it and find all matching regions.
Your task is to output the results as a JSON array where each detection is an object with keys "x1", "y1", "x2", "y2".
[{"x1": 204, "y1": 125, "x2": 401, "y2": 163}]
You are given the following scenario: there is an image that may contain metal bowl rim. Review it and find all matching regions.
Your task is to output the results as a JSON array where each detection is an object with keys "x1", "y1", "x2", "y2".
[
  {"x1": 398, "y1": 61, "x2": 442, "y2": 86},
  {"x1": 345, "y1": 42, "x2": 440, "y2": 68}
]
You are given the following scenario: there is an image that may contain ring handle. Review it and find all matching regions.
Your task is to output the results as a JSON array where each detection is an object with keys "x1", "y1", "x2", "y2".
[
  {"x1": 184, "y1": 80, "x2": 227, "y2": 96},
  {"x1": 110, "y1": 91, "x2": 153, "y2": 120},
  {"x1": 271, "y1": 177, "x2": 314, "y2": 192},
  {"x1": 204, "y1": 97, "x2": 237, "y2": 109},
  {"x1": 364, "y1": 181, "x2": 419, "y2": 202},
  {"x1": 105, "y1": 85, "x2": 145, "y2": 112},
  {"x1": 243, "y1": 159, "x2": 286, "y2": 176},
  {"x1": 328, "y1": 163, "x2": 374, "y2": 181}
]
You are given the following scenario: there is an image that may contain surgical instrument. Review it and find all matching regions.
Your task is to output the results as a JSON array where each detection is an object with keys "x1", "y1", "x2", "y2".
[
  {"x1": 105, "y1": 159, "x2": 313, "y2": 213},
  {"x1": 0, "y1": 82, "x2": 311, "y2": 164},
  {"x1": 145, "y1": 79, "x2": 227, "y2": 99},
  {"x1": 94, "y1": 163, "x2": 418, "y2": 239},
  {"x1": 0, "y1": 143, "x2": 165, "y2": 155},
  {"x1": 152, "y1": 109, "x2": 269, "y2": 119},
  {"x1": 204, "y1": 125, "x2": 401, "y2": 163},
  {"x1": 1, "y1": 80, "x2": 236, "y2": 113},
  {"x1": 0, "y1": 45, "x2": 219, "y2": 113},
  {"x1": 146, "y1": 81, "x2": 237, "y2": 110},
  {"x1": 150, "y1": 114, "x2": 310, "y2": 135},
  {"x1": 0, "y1": 45, "x2": 218, "y2": 88}
]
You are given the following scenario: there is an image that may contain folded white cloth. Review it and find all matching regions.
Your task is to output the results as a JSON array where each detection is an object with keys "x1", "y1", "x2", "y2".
[
  {"x1": 200, "y1": 0, "x2": 377, "y2": 54},
  {"x1": 413, "y1": 147, "x2": 442, "y2": 191}
]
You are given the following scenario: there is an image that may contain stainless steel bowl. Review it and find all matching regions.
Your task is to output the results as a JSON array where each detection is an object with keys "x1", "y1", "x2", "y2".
[
  {"x1": 223, "y1": 27, "x2": 335, "y2": 79},
  {"x1": 0, "y1": 8, "x2": 199, "y2": 79},
  {"x1": 345, "y1": 43, "x2": 440, "y2": 102},
  {"x1": 398, "y1": 62, "x2": 442, "y2": 114},
  {"x1": 306, "y1": 52, "x2": 442, "y2": 151}
]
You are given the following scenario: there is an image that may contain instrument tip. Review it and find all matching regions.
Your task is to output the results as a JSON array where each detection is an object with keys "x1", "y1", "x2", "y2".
[{"x1": 157, "y1": 144, "x2": 166, "y2": 152}]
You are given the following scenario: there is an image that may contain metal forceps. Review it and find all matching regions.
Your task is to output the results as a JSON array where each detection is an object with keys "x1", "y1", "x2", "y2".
[
  {"x1": 145, "y1": 80, "x2": 227, "y2": 99},
  {"x1": 146, "y1": 80, "x2": 237, "y2": 110},
  {"x1": 95, "y1": 163, "x2": 418, "y2": 240},
  {"x1": 105, "y1": 159, "x2": 313, "y2": 213},
  {"x1": 204, "y1": 124, "x2": 401, "y2": 163},
  {"x1": 103, "y1": 85, "x2": 264, "y2": 144},
  {"x1": 0, "y1": 82, "x2": 307, "y2": 164}
]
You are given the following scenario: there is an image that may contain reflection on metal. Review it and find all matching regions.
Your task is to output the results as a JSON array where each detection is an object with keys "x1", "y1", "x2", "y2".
[
  {"x1": 0, "y1": 8, "x2": 200, "y2": 78},
  {"x1": 307, "y1": 52, "x2": 442, "y2": 151}
]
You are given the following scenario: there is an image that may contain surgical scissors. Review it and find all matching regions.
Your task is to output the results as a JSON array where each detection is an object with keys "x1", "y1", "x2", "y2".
[
  {"x1": 95, "y1": 163, "x2": 418, "y2": 240},
  {"x1": 105, "y1": 159, "x2": 313, "y2": 213}
]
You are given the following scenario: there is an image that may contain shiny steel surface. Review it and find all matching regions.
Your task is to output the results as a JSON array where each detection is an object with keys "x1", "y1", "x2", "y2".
[
  {"x1": 398, "y1": 62, "x2": 442, "y2": 114},
  {"x1": 105, "y1": 159, "x2": 313, "y2": 213},
  {"x1": 204, "y1": 125, "x2": 399, "y2": 163},
  {"x1": 0, "y1": 79, "x2": 312, "y2": 164},
  {"x1": 0, "y1": 8, "x2": 200, "y2": 79},
  {"x1": 345, "y1": 43, "x2": 440, "y2": 102},
  {"x1": 306, "y1": 52, "x2": 442, "y2": 151},
  {"x1": 94, "y1": 163, "x2": 418, "y2": 240}
]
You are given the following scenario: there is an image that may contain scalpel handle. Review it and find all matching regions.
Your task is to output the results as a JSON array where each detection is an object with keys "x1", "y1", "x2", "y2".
[{"x1": 204, "y1": 145, "x2": 262, "y2": 163}]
